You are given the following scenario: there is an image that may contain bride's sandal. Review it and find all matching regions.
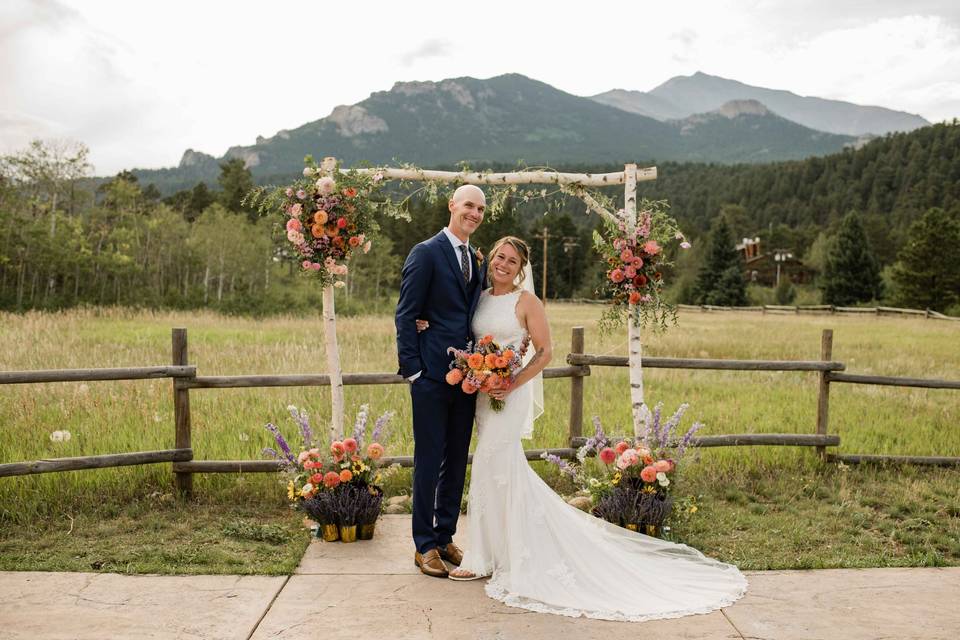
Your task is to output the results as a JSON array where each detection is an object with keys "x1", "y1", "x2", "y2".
[{"x1": 448, "y1": 567, "x2": 484, "y2": 581}]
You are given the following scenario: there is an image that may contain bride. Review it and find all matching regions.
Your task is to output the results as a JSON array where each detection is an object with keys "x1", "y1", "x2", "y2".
[{"x1": 422, "y1": 235, "x2": 748, "y2": 621}]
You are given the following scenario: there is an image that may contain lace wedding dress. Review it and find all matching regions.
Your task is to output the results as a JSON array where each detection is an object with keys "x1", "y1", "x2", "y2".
[{"x1": 457, "y1": 287, "x2": 748, "y2": 622}]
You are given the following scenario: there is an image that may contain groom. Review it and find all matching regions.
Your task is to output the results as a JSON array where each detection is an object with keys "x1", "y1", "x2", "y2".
[{"x1": 395, "y1": 185, "x2": 487, "y2": 578}]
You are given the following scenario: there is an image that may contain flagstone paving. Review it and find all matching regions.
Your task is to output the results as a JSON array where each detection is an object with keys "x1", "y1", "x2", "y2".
[{"x1": 2, "y1": 515, "x2": 957, "y2": 639}]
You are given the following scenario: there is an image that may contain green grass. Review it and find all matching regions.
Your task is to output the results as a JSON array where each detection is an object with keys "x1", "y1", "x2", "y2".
[{"x1": 0, "y1": 305, "x2": 958, "y2": 573}]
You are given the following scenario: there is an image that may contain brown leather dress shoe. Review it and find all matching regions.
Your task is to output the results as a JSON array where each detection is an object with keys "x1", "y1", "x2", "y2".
[
  {"x1": 414, "y1": 548, "x2": 448, "y2": 578},
  {"x1": 439, "y1": 542, "x2": 463, "y2": 566}
]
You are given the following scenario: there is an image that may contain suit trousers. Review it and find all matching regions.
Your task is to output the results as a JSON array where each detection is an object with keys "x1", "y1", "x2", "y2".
[{"x1": 409, "y1": 376, "x2": 476, "y2": 554}]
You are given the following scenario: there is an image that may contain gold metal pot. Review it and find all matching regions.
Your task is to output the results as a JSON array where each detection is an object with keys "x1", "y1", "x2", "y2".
[
  {"x1": 358, "y1": 523, "x2": 376, "y2": 540},
  {"x1": 320, "y1": 524, "x2": 339, "y2": 542},
  {"x1": 339, "y1": 524, "x2": 358, "y2": 543}
]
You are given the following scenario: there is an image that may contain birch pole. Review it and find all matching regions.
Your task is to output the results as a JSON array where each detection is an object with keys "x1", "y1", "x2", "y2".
[
  {"x1": 321, "y1": 156, "x2": 346, "y2": 441},
  {"x1": 624, "y1": 163, "x2": 649, "y2": 437}
]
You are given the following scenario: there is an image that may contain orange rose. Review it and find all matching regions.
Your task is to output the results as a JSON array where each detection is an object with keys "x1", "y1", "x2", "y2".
[
  {"x1": 348, "y1": 236, "x2": 361, "y2": 247},
  {"x1": 339, "y1": 469, "x2": 353, "y2": 483},
  {"x1": 484, "y1": 353, "x2": 498, "y2": 368},
  {"x1": 480, "y1": 335, "x2": 494, "y2": 345},
  {"x1": 325, "y1": 224, "x2": 340, "y2": 237},
  {"x1": 342, "y1": 187, "x2": 357, "y2": 198},
  {"x1": 310, "y1": 225, "x2": 324, "y2": 238},
  {"x1": 313, "y1": 210, "x2": 328, "y2": 225},
  {"x1": 494, "y1": 356, "x2": 509, "y2": 369},
  {"x1": 310, "y1": 473, "x2": 323, "y2": 485},
  {"x1": 461, "y1": 379, "x2": 478, "y2": 394},
  {"x1": 445, "y1": 369, "x2": 464, "y2": 385},
  {"x1": 467, "y1": 353, "x2": 484, "y2": 369},
  {"x1": 502, "y1": 349, "x2": 515, "y2": 360}
]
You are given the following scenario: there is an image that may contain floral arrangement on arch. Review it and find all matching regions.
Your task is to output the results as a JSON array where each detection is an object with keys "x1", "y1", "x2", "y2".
[
  {"x1": 275, "y1": 158, "x2": 385, "y2": 288},
  {"x1": 593, "y1": 201, "x2": 691, "y2": 330},
  {"x1": 541, "y1": 401, "x2": 702, "y2": 535}
]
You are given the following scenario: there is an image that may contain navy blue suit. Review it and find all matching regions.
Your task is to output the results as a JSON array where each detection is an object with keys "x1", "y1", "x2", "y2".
[{"x1": 395, "y1": 231, "x2": 486, "y2": 554}]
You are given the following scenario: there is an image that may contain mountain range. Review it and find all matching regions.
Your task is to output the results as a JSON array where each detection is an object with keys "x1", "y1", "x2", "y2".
[{"x1": 133, "y1": 72, "x2": 932, "y2": 195}]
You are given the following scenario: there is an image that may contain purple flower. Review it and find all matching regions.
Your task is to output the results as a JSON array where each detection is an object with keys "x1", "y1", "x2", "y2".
[
  {"x1": 371, "y1": 411, "x2": 394, "y2": 443},
  {"x1": 352, "y1": 404, "x2": 370, "y2": 448},
  {"x1": 288, "y1": 405, "x2": 313, "y2": 448},
  {"x1": 540, "y1": 451, "x2": 578, "y2": 478},
  {"x1": 662, "y1": 403, "x2": 689, "y2": 445},
  {"x1": 262, "y1": 447, "x2": 279, "y2": 459},
  {"x1": 677, "y1": 421, "x2": 703, "y2": 458},
  {"x1": 265, "y1": 422, "x2": 295, "y2": 463}
]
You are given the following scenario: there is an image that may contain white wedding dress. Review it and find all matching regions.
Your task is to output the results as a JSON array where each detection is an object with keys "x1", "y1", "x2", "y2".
[{"x1": 458, "y1": 287, "x2": 748, "y2": 622}]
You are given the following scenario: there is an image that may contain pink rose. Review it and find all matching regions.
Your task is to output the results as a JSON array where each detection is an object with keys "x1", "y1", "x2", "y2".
[
  {"x1": 599, "y1": 447, "x2": 616, "y2": 465},
  {"x1": 643, "y1": 240, "x2": 661, "y2": 256},
  {"x1": 288, "y1": 203, "x2": 302, "y2": 216},
  {"x1": 654, "y1": 460, "x2": 671, "y2": 473},
  {"x1": 286, "y1": 218, "x2": 302, "y2": 232},
  {"x1": 609, "y1": 269, "x2": 625, "y2": 283},
  {"x1": 614, "y1": 441, "x2": 629, "y2": 455},
  {"x1": 363, "y1": 240, "x2": 372, "y2": 254},
  {"x1": 285, "y1": 187, "x2": 294, "y2": 197},
  {"x1": 301, "y1": 260, "x2": 311, "y2": 269},
  {"x1": 343, "y1": 438, "x2": 358, "y2": 453},
  {"x1": 310, "y1": 262, "x2": 322, "y2": 271},
  {"x1": 640, "y1": 465, "x2": 658, "y2": 482},
  {"x1": 616, "y1": 449, "x2": 639, "y2": 470},
  {"x1": 296, "y1": 189, "x2": 306, "y2": 200}
]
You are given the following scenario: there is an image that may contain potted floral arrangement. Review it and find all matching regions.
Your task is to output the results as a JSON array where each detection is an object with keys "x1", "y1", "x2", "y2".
[
  {"x1": 263, "y1": 404, "x2": 398, "y2": 542},
  {"x1": 542, "y1": 402, "x2": 702, "y2": 536}
]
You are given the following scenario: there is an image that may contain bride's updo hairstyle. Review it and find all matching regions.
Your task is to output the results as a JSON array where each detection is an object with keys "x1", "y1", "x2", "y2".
[{"x1": 486, "y1": 236, "x2": 531, "y2": 287}]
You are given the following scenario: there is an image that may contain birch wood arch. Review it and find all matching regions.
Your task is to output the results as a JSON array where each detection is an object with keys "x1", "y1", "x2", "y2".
[{"x1": 318, "y1": 157, "x2": 658, "y2": 440}]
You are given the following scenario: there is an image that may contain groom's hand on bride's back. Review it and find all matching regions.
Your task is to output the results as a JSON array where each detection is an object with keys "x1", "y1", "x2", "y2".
[{"x1": 416, "y1": 319, "x2": 429, "y2": 332}]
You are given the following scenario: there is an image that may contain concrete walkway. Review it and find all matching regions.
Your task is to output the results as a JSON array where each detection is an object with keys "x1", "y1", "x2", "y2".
[{"x1": 1, "y1": 515, "x2": 958, "y2": 639}]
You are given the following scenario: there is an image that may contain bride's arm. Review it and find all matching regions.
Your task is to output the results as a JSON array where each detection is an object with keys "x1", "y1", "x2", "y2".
[{"x1": 490, "y1": 291, "x2": 551, "y2": 399}]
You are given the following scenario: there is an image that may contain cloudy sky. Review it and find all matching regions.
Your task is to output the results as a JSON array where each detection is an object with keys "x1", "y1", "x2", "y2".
[{"x1": 2, "y1": 0, "x2": 959, "y2": 174}]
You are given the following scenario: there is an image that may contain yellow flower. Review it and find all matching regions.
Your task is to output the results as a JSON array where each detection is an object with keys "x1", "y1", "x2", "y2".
[
  {"x1": 642, "y1": 485, "x2": 657, "y2": 494},
  {"x1": 689, "y1": 505, "x2": 698, "y2": 513},
  {"x1": 612, "y1": 472, "x2": 622, "y2": 486},
  {"x1": 287, "y1": 481, "x2": 295, "y2": 500}
]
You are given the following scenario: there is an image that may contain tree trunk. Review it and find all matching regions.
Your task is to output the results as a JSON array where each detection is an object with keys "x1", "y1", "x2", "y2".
[
  {"x1": 323, "y1": 285, "x2": 345, "y2": 441},
  {"x1": 203, "y1": 264, "x2": 210, "y2": 305}
]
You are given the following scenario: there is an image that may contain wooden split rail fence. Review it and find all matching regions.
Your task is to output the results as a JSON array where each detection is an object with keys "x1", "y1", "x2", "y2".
[{"x1": 1, "y1": 327, "x2": 957, "y2": 494}]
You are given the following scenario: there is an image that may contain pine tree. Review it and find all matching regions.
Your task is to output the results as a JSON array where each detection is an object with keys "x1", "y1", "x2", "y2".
[
  {"x1": 890, "y1": 207, "x2": 960, "y2": 312},
  {"x1": 820, "y1": 211, "x2": 883, "y2": 306},
  {"x1": 217, "y1": 159, "x2": 255, "y2": 221},
  {"x1": 693, "y1": 216, "x2": 746, "y2": 305}
]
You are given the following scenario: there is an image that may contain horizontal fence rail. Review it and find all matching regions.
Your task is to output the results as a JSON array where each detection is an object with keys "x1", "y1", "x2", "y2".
[
  {"x1": 0, "y1": 366, "x2": 196, "y2": 385},
  {"x1": 828, "y1": 373, "x2": 960, "y2": 390},
  {"x1": 180, "y1": 366, "x2": 589, "y2": 390},
  {"x1": 570, "y1": 434, "x2": 841, "y2": 448},
  {"x1": 0, "y1": 449, "x2": 193, "y2": 477},
  {"x1": 567, "y1": 353, "x2": 845, "y2": 372}
]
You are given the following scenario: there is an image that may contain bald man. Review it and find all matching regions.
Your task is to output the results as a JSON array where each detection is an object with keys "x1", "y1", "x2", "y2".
[{"x1": 395, "y1": 185, "x2": 488, "y2": 578}]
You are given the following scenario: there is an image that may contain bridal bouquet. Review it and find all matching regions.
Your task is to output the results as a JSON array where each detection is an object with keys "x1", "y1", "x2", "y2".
[
  {"x1": 262, "y1": 404, "x2": 400, "y2": 541},
  {"x1": 445, "y1": 333, "x2": 531, "y2": 411}
]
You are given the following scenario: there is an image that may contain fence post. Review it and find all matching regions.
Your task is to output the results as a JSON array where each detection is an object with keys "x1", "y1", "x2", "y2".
[
  {"x1": 172, "y1": 328, "x2": 193, "y2": 496},
  {"x1": 815, "y1": 328, "x2": 833, "y2": 460},
  {"x1": 568, "y1": 326, "x2": 585, "y2": 445}
]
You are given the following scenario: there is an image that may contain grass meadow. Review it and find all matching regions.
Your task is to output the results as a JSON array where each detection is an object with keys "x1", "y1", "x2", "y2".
[{"x1": 1, "y1": 305, "x2": 958, "y2": 574}]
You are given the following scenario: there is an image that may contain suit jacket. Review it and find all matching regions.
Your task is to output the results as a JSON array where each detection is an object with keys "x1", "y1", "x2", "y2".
[{"x1": 395, "y1": 231, "x2": 486, "y2": 382}]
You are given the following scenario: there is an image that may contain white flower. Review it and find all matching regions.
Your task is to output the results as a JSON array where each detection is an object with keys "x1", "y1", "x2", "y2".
[
  {"x1": 657, "y1": 472, "x2": 669, "y2": 487},
  {"x1": 300, "y1": 483, "x2": 314, "y2": 495},
  {"x1": 334, "y1": 281, "x2": 346, "y2": 288},
  {"x1": 315, "y1": 176, "x2": 335, "y2": 195},
  {"x1": 49, "y1": 431, "x2": 64, "y2": 442},
  {"x1": 238, "y1": 433, "x2": 250, "y2": 442},
  {"x1": 363, "y1": 241, "x2": 372, "y2": 254},
  {"x1": 680, "y1": 241, "x2": 691, "y2": 249},
  {"x1": 302, "y1": 167, "x2": 314, "y2": 177},
  {"x1": 372, "y1": 172, "x2": 384, "y2": 183},
  {"x1": 674, "y1": 231, "x2": 685, "y2": 240}
]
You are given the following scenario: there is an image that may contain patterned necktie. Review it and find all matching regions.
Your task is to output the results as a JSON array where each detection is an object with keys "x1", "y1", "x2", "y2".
[{"x1": 458, "y1": 245, "x2": 470, "y2": 284}]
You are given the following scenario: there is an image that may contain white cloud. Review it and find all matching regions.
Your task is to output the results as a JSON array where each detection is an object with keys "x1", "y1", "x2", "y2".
[{"x1": 1, "y1": 0, "x2": 957, "y2": 174}]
